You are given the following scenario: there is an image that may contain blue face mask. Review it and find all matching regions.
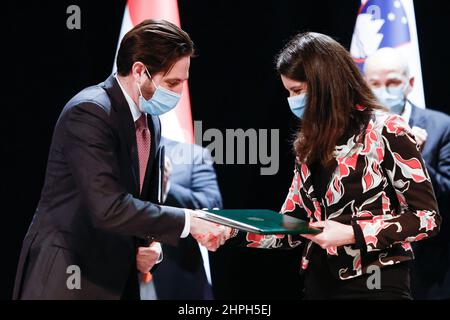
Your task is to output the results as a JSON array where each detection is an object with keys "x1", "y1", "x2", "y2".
[
  {"x1": 137, "y1": 68, "x2": 182, "y2": 116},
  {"x1": 372, "y1": 85, "x2": 406, "y2": 114},
  {"x1": 287, "y1": 93, "x2": 307, "y2": 118}
]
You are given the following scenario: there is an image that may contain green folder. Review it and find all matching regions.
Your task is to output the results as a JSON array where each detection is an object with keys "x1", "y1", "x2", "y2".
[{"x1": 196, "y1": 209, "x2": 322, "y2": 235}]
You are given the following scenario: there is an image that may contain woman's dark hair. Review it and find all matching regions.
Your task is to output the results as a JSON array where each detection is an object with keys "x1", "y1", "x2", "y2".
[
  {"x1": 276, "y1": 32, "x2": 383, "y2": 166},
  {"x1": 117, "y1": 19, "x2": 194, "y2": 76}
]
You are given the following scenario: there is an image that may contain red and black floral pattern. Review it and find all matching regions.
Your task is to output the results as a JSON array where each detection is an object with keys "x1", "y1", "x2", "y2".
[{"x1": 236, "y1": 112, "x2": 441, "y2": 280}]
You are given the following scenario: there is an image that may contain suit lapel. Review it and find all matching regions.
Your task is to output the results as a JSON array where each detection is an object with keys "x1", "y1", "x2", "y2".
[
  {"x1": 102, "y1": 75, "x2": 140, "y2": 195},
  {"x1": 297, "y1": 161, "x2": 324, "y2": 222},
  {"x1": 298, "y1": 140, "x2": 351, "y2": 219},
  {"x1": 297, "y1": 162, "x2": 318, "y2": 202},
  {"x1": 408, "y1": 102, "x2": 426, "y2": 129}
]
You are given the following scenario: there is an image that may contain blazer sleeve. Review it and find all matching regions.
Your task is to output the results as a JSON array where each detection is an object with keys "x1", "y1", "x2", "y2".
[
  {"x1": 62, "y1": 102, "x2": 186, "y2": 246},
  {"x1": 357, "y1": 115, "x2": 442, "y2": 252},
  {"x1": 165, "y1": 147, "x2": 223, "y2": 209},
  {"x1": 227, "y1": 166, "x2": 305, "y2": 250}
]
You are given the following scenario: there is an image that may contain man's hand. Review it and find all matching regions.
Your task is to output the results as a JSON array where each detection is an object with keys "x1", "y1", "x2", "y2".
[
  {"x1": 411, "y1": 126, "x2": 428, "y2": 151},
  {"x1": 188, "y1": 210, "x2": 232, "y2": 251},
  {"x1": 136, "y1": 242, "x2": 162, "y2": 274}
]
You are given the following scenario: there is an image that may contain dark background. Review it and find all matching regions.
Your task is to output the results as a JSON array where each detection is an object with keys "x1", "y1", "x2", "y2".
[{"x1": 1, "y1": 0, "x2": 449, "y2": 300}]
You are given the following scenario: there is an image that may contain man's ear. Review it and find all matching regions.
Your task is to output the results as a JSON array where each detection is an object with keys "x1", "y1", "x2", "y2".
[
  {"x1": 406, "y1": 76, "x2": 415, "y2": 95},
  {"x1": 131, "y1": 62, "x2": 146, "y2": 82}
]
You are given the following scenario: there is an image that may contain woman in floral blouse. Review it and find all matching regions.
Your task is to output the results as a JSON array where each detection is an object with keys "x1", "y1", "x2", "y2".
[{"x1": 227, "y1": 32, "x2": 441, "y2": 299}]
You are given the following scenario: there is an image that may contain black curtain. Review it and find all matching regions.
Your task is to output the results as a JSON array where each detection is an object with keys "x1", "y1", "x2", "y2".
[{"x1": 2, "y1": 0, "x2": 449, "y2": 300}]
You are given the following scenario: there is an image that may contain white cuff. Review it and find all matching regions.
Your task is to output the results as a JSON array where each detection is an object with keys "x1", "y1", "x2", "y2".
[
  {"x1": 180, "y1": 209, "x2": 191, "y2": 238},
  {"x1": 156, "y1": 243, "x2": 163, "y2": 264},
  {"x1": 162, "y1": 181, "x2": 171, "y2": 203}
]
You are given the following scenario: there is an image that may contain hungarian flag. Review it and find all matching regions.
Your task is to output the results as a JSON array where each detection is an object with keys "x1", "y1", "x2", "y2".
[
  {"x1": 113, "y1": 0, "x2": 194, "y2": 143},
  {"x1": 350, "y1": 0, "x2": 425, "y2": 108}
]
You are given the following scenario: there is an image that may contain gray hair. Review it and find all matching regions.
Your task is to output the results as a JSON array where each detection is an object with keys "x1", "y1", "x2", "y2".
[{"x1": 364, "y1": 47, "x2": 410, "y2": 78}]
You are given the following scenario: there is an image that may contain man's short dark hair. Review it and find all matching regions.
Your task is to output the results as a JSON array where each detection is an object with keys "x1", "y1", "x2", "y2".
[{"x1": 116, "y1": 19, "x2": 194, "y2": 76}]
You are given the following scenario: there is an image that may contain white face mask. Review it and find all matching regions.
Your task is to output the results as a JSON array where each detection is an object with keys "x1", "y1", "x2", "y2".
[
  {"x1": 137, "y1": 67, "x2": 181, "y2": 116},
  {"x1": 372, "y1": 84, "x2": 407, "y2": 114}
]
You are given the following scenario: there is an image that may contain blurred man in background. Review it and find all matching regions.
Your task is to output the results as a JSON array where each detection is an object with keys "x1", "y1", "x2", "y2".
[
  {"x1": 365, "y1": 47, "x2": 450, "y2": 299},
  {"x1": 146, "y1": 138, "x2": 222, "y2": 300}
]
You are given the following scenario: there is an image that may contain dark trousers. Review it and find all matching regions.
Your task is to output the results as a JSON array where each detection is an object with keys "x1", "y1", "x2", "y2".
[{"x1": 303, "y1": 247, "x2": 412, "y2": 300}]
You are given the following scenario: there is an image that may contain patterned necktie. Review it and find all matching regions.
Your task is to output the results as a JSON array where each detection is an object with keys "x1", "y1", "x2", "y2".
[
  {"x1": 136, "y1": 115, "x2": 154, "y2": 284},
  {"x1": 135, "y1": 114, "x2": 151, "y2": 193}
]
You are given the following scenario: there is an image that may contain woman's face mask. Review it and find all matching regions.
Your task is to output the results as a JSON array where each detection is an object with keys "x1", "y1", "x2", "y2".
[
  {"x1": 281, "y1": 75, "x2": 308, "y2": 119},
  {"x1": 288, "y1": 93, "x2": 307, "y2": 119}
]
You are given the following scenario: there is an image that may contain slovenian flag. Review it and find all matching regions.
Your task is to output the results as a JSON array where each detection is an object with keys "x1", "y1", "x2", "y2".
[
  {"x1": 350, "y1": 0, "x2": 425, "y2": 108},
  {"x1": 113, "y1": 0, "x2": 194, "y2": 143}
]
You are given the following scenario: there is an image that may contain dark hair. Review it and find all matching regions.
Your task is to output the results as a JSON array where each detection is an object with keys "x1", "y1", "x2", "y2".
[
  {"x1": 275, "y1": 32, "x2": 383, "y2": 166},
  {"x1": 116, "y1": 19, "x2": 194, "y2": 76}
]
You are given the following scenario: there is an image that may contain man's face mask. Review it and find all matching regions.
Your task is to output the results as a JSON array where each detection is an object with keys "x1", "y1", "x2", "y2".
[
  {"x1": 137, "y1": 67, "x2": 182, "y2": 116},
  {"x1": 372, "y1": 82, "x2": 407, "y2": 115}
]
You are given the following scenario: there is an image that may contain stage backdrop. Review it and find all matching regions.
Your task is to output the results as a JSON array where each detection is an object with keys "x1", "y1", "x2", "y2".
[{"x1": 2, "y1": 0, "x2": 449, "y2": 299}]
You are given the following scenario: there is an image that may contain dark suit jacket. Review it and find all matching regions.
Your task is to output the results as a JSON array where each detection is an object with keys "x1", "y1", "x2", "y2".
[
  {"x1": 153, "y1": 137, "x2": 222, "y2": 299},
  {"x1": 408, "y1": 103, "x2": 450, "y2": 198},
  {"x1": 13, "y1": 75, "x2": 186, "y2": 300},
  {"x1": 408, "y1": 103, "x2": 450, "y2": 299}
]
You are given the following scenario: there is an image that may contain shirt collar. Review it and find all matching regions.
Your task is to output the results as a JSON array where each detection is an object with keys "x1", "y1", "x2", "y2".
[
  {"x1": 115, "y1": 74, "x2": 144, "y2": 122},
  {"x1": 401, "y1": 100, "x2": 412, "y2": 124}
]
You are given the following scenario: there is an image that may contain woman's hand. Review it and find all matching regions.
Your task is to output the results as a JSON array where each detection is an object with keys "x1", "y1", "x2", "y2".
[{"x1": 300, "y1": 220, "x2": 355, "y2": 249}]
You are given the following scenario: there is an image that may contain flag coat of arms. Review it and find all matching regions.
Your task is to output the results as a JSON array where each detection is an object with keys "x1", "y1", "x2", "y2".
[{"x1": 351, "y1": 0, "x2": 425, "y2": 108}]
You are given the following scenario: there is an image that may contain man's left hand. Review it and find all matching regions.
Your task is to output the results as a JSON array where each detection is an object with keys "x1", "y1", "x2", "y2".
[{"x1": 136, "y1": 242, "x2": 162, "y2": 274}]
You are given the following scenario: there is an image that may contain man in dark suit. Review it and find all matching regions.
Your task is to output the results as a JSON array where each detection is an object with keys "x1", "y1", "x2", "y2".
[
  {"x1": 365, "y1": 47, "x2": 450, "y2": 299},
  {"x1": 150, "y1": 137, "x2": 223, "y2": 300},
  {"x1": 13, "y1": 19, "x2": 231, "y2": 300},
  {"x1": 407, "y1": 103, "x2": 450, "y2": 299}
]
